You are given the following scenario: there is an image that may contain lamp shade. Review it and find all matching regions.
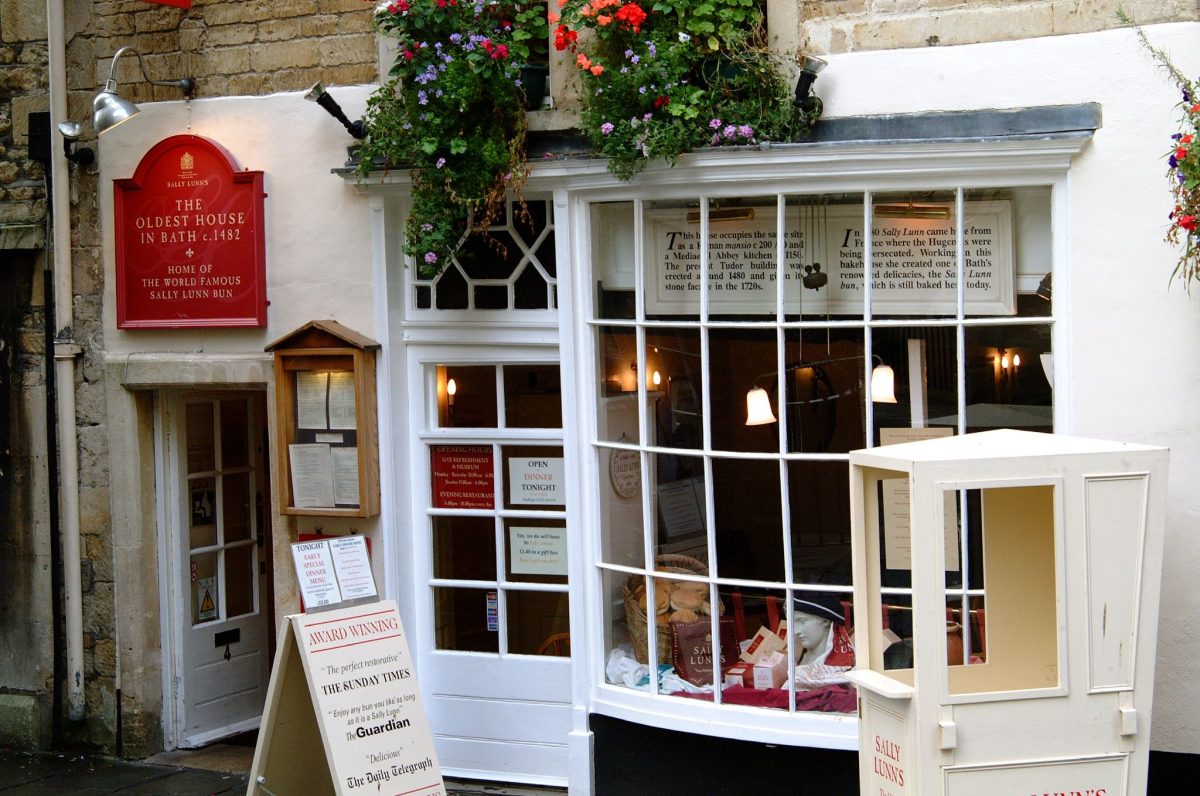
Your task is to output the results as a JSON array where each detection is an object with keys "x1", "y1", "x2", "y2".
[
  {"x1": 745, "y1": 387, "x2": 777, "y2": 426},
  {"x1": 870, "y1": 364, "x2": 897, "y2": 403},
  {"x1": 93, "y1": 87, "x2": 140, "y2": 134}
]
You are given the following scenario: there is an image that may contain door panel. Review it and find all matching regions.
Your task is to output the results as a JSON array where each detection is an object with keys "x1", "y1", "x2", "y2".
[
  {"x1": 417, "y1": 359, "x2": 571, "y2": 784},
  {"x1": 171, "y1": 392, "x2": 271, "y2": 747}
]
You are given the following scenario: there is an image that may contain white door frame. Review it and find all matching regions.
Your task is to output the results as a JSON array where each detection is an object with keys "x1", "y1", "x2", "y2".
[{"x1": 155, "y1": 388, "x2": 270, "y2": 749}]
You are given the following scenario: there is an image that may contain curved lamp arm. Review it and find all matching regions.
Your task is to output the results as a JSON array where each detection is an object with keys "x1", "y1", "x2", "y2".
[{"x1": 104, "y1": 46, "x2": 195, "y2": 97}]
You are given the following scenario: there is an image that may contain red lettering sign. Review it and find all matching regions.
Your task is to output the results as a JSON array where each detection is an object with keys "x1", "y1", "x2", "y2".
[
  {"x1": 431, "y1": 445, "x2": 495, "y2": 509},
  {"x1": 114, "y1": 135, "x2": 266, "y2": 328}
]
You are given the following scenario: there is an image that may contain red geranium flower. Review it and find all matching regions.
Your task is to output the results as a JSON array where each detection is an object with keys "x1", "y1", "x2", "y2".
[
  {"x1": 1179, "y1": 215, "x2": 1198, "y2": 231},
  {"x1": 614, "y1": 2, "x2": 647, "y2": 32},
  {"x1": 653, "y1": 95, "x2": 670, "y2": 109}
]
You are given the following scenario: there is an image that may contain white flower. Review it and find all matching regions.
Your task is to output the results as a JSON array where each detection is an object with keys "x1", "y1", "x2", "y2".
[{"x1": 677, "y1": 32, "x2": 690, "y2": 43}]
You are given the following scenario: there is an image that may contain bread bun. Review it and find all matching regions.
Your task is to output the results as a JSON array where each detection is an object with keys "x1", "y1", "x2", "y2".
[{"x1": 670, "y1": 581, "x2": 708, "y2": 611}]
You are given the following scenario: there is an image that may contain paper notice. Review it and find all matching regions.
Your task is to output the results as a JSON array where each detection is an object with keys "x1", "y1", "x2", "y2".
[
  {"x1": 331, "y1": 447, "x2": 360, "y2": 506},
  {"x1": 289, "y1": 443, "x2": 334, "y2": 508},
  {"x1": 296, "y1": 372, "x2": 329, "y2": 430},
  {"x1": 291, "y1": 540, "x2": 342, "y2": 608},
  {"x1": 329, "y1": 535, "x2": 377, "y2": 600},
  {"x1": 328, "y1": 371, "x2": 357, "y2": 430}
]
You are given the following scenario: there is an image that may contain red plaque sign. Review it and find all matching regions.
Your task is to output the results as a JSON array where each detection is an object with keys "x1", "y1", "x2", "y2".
[
  {"x1": 430, "y1": 445, "x2": 495, "y2": 509},
  {"x1": 114, "y1": 135, "x2": 266, "y2": 328}
]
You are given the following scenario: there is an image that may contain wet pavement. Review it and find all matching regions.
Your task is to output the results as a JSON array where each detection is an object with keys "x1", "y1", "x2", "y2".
[
  {"x1": 0, "y1": 748, "x2": 565, "y2": 795},
  {"x1": 0, "y1": 749, "x2": 248, "y2": 795}
]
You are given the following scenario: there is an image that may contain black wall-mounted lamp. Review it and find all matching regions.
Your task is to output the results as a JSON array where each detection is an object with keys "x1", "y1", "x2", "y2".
[
  {"x1": 57, "y1": 121, "x2": 94, "y2": 166},
  {"x1": 305, "y1": 82, "x2": 367, "y2": 140},
  {"x1": 93, "y1": 46, "x2": 195, "y2": 134},
  {"x1": 793, "y1": 55, "x2": 828, "y2": 116}
]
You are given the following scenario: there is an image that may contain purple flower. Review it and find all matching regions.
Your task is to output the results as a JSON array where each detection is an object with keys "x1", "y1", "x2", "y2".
[
  {"x1": 643, "y1": 112, "x2": 652, "y2": 122},
  {"x1": 424, "y1": 252, "x2": 438, "y2": 264},
  {"x1": 631, "y1": 54, "x2": 640, "y2": 64},
  {"x1": 600, "y1": 122, "x2": 615, "y2": 135},
  {"x1": 709, "y1": 118, "x2": 722, "y2": 129},
  {"x1": 450, "y1": 33, "x2": 462, "y2": 44},
  {"x1": 436, "y1": 157, "x2": 446, "y2": 168},
  {"x1": 722, "y1": 124, "x2": 736, "y2": 139},
  {"x1": 647, "y1": 41, "x2": 656, "y2": 57},
  {"x1": 418, "y1": 90, "x2": 429, "y2": 105},
  {"x1": 1170, "y1": 154, "x2": 1179, "y2": 168},
  {"x1": 421, "y1": 223, "x2": 433, "y2": 232},
  {"x1": 638, "y1": 85, "x2": 646, "y2": 94},
  {"x1": 738, "y1": 124, "x2": 753, "y2": 138}
]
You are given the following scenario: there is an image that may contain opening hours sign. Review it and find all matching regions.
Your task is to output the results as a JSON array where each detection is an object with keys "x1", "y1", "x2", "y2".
[{"x1": 113, "y1": 135, "x2": 267, "y2": 328}]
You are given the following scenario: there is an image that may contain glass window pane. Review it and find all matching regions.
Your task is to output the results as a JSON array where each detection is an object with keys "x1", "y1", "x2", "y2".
[
  {"x1": 962, "y1": 325, "x2": 1053, "y2": 433},
  {"x1": 871, "y1": 326, "x2": 960, "y2": 444},
  {"x1": 598, "y1": 446, "x2": 646, "y2": 569},
  {"x1": 703, "y1": 195, "x2": 777, "y2": 323},
  {"x1": 966, "y1": 186, "x2": 1052, "y2": 319},
  {"x1": 189, "y1": 476, "x2": 217, "y2": 549},
  {"x1": 783, "y1": 328, "x2": 867, "y2": 454},
  {"x1": 505, "y1": 519, "x2": 567, "y2": 584},
  {"x1": 502, "y1": 445, "x2": 565, "y2": 511},
  {"x1": 439, "y1": 365, "x2": 498, "y2": 428},
  {"x1": 225, "y1": 543, "x2": 255, "y2": 618},
  {"x1": 709, "y1": 328, "x2": 776, "y2": 454},
  {"x1": 593, "y1": 201, "x2": 636, "y2": 321},
  {"x1": 433, "y1": 515, "x2": 496, "y2": 581},
  {"x1": 222, "y1": 472, "x2": 252, "y2": 543},
  {"x1": 503, "y1": 364, "x2": 562, "y2": 428},
  {"x1": 599, "y1": 326, "x2": 641, "y2": 408},
  {"x1": 645, "y1": 327, "x2": 702, "y2": 452},
  {"x1": 652, "y1": 452, "x2": 707, "y2": 562},
  {"x1": 789, "y1": 460, "x2": 852, "y2": 586},
  {"x1": 434, "y1": 587, "x2": 499, "y2": 652},
  {"x1": 712, "y1": 457, "x2": 781, "y2": 582},
  {"x1": 506, "y1": 591, "x2": 570, "y2": 655},
  {"x1": 220, "y1": 398, "x2": 249, "y2": 468},
  {"x1": 190, "y1": 551, "x2": 217, "y2": 625},
  {"x1": 185, "y1": 402, "x2": 215, "y2": 474},
  {"x1": 644, "y1": 199, "x2": 700, "y2": 323},
  {"x1": 868, "y1": 191, "x2": 959, "y2": 320},
  {"x1": 784, "y1": 193, "x2": 866, "y2": 321},
  {"x1": 430, "y1": 444, "x2": 495, "y2": 510}
]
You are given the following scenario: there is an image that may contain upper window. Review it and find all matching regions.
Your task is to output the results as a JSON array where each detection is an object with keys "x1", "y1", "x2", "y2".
[
  {"x1": 413, "y1": 197, "x2": 557, "y2": 312},
  {"x1": 588, "y1": 187, "x2": 1054, "y2": 719}
]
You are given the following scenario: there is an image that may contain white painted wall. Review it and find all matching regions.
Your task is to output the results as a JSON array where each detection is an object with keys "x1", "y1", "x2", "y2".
[
  {"x1": 97, "y1": 86, "x2": 378, "y2": 352},
  {"x1": 818, "y1": 22, "x2": 1200, "y2": 755}
]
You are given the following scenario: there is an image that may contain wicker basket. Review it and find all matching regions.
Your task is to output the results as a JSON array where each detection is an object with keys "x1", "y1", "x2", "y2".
[{"x1": 622, "y1": 554, "x2": 710, "y2": 664}]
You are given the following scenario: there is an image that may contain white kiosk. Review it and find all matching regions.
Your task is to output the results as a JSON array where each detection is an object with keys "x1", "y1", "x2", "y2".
[{"x1": 845, "y1": 430, "x2": 1167, "y2": 796}]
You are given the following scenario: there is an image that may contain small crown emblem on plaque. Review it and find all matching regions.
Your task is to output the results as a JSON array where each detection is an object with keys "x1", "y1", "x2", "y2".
[{"x1": 180, "y1": 152, "x2": 194, "y2": 171}]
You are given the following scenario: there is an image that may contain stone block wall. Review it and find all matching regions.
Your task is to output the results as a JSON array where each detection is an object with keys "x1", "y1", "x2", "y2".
[{"x1": 0, "y1": 0, "x2": 53, "y2": 752}]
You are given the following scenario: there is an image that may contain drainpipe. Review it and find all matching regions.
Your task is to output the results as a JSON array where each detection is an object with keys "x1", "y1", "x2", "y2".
[{"x1": 46, "y1": 0, "x2": 86, "y2": 722}]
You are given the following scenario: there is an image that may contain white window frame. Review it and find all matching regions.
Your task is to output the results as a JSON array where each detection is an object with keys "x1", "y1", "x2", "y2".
[{"x1": 543, "y1": 137, "x2": 1082, "y2": 749}]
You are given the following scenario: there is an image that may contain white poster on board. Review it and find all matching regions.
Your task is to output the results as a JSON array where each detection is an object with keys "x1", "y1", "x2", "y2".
[
  {"x1": 294, "y1": 601, "x2": 445, "y2": 795},
  {"x1": 507, "y1": 456, "x2": 566, "y2": 505},
  {"x1": 644, "y1": 201, "x2": 1014, "y2": 316},
  {"x1": 509, "y1": 526, "x2": 568, "y2": 576}
]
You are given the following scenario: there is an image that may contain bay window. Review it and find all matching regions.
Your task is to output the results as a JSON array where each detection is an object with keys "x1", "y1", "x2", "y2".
[{"x1": 585, "y1": 184, "x2": 1055, "y2": 738}]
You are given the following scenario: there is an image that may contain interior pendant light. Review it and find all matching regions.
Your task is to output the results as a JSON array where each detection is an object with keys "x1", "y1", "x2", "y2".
[
  {"x1": 870, "y1": 362, "x2": 897, "y2": 403},
  {"x1": 745, "y1": 386, "x2": 777, "y2": 426}
]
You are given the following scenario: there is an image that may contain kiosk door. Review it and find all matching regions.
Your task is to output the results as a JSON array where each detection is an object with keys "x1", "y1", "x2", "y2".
[{"x1": 412, "y1": 359, "x2": 571, "y2": 785}]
